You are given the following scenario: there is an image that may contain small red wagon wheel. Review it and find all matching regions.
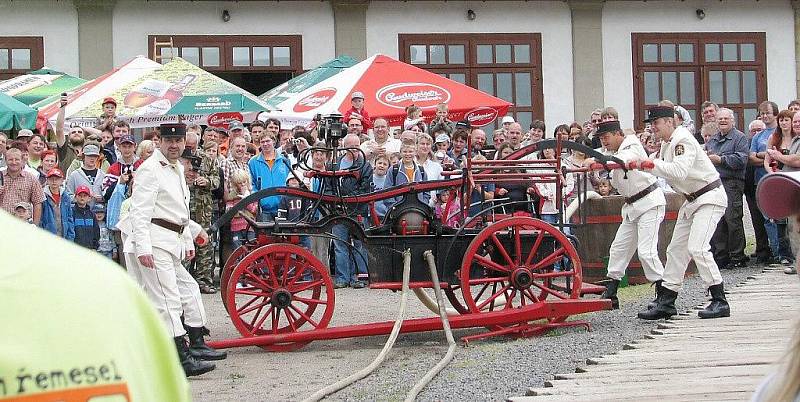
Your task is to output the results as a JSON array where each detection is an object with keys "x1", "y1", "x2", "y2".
[
  {"x1": 460, "y1": 217, "x2": 582, "y2": 329},
  {"x1": 220, "y1": 244, "x2": 251, "y2": 309},
  {"x1": 225, "y1": 243, "x2": 335, "y2": 352}
]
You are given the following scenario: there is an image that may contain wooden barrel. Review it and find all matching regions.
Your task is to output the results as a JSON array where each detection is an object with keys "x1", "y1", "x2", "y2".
[{"x1": 571, "y1": 192, "x2": 692, "y2": 285}]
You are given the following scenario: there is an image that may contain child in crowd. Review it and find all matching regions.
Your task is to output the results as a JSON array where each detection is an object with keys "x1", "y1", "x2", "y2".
[
  {"x1": 13, "y1": 202, "x2": 34, "y2": 224},
  {"x1": 41, "y1": 167, "x2": 75, "y2": 240},
  {"x1": 404, "y1": 104, "x2": 427, "y2": 132},
  {"x1": 343, "y1": 91, "x2": 372, "y2": 130},
  {"x1": 434, "y1": 133, "x2": 450, "y2": 156},
  {"x1": 72, "y1": 185, "x2": 100, "y2": 250},
  {"x1": 433, "y1": 190, "x2": 461, "y2": 227},
  {"x1": 389, "y1": 152, "x2": 401, "y2": 166},
  {"x1": 277, "y1": 176, "x2": 311, "y2": 249},
  {"x1": 372, "y1": 155, "x2": 391, "y2": 222},
  {"x1": 372, "y1": 155, "x2": 391, "y2": 191},
  {"x1": 428, "y1": 102, "x2": 454, "y2": 136},
  {"x1": 381, "y1": 143, "x2": 430, "y2": 212},
  {"x1": 227, "y1": 169, "x2": 258, "y2": 249},
  {"x1": 595, "y1": 178, "x2": 614, "y2": 197},
  {"x1": 468, "y1": 153, "x2": 495, "y2": 218},
  {"x1": 94, "y1": 203, "x2": 116, "y2": 259},
  {"x1": 277, "y1": 176, "x2": 307, "y2": 222}
]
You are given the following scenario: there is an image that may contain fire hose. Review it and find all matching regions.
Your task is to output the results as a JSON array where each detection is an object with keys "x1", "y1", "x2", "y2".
[
  {"x1": 303, "y1": 249, "x2": 412, "y2": 402},
  {"x1": 405, "y1": 250, "x2": 457, "y2": 401},
  {"x1": 304, "y1": 249, "x2": 458, "y2": 401}
]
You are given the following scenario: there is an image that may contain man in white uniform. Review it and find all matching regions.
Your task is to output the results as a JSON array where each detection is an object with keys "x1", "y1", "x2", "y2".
[
  {"x1": 635, "y1": 106, "x2": 730, "y2": 320},
  {"x1": 590, "y1": 120, "x2": 666, "y2": 311},
  {"x1": 129, "y1": 123, "x2": 226, "y2": 376}
]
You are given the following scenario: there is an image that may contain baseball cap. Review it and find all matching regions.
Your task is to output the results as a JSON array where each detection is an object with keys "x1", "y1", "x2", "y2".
[
  {"x1": 229, "y1": 121, "x2": 244, "y2": 131},
  {"x1": 214, "y1": 127, "x2": 229, "y2": 137},
  {"x1": 92, "y1": 204, "x2": 106, "y2": 213},
  {"x1": 351, "y1": 91, "x2": 365, "y2": 100},
  {"x1": 46, "y1": 167, "x2": 64, "y2": 178},
  {"x1": 501, "y1": 116, "x2": 515, "y2": 124},
  {"x1": 75, "y1": 185, "x2": 92, "y2": 196},
  {"x1": 82, "y1": 143, "x2": 100, "y2": 156},
  {"x1": 17, "y1": 129, "x2": 33, "y2": 138},
  {"x1": 14, "y1": 201, "x2": 32, "y2": 212},
  {"x1": 435, "y1": 134, "x2": 451, "y2": 144},
  {"x1": 119, "y1": 134, "x2": 136, "y2": 145},
  {"x1": 102, "y1": 97, "x2": 117, "y2": 106}
]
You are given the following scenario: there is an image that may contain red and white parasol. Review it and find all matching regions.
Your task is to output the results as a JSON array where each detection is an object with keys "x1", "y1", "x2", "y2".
[{"x1": 263, "y1": 54, "x2": 512, "y2": 128}]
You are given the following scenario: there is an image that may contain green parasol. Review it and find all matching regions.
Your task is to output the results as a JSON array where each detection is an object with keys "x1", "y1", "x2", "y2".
[{"x1": 0, "y1": 92, "x2": 37, "y2": 131}]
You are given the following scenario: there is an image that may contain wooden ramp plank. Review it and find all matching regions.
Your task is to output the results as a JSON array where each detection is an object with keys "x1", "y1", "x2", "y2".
[{"x1": 507, "y1": 270, "x2": 800, "y2": 401}]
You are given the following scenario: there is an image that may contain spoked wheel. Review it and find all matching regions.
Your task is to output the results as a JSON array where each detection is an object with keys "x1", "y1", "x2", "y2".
[
  {"x1": 225, "y1": 244, "x2": 335, "y2": 352},
  {"x1": 460, "y1": 217, "x2": 582, "y2": 329},
  {"x1": 444, "y1": 285, "x2": 470, "y2": 314},
  {"x1": 220, "y1": 244, "x2": 251, "y2": 309}
]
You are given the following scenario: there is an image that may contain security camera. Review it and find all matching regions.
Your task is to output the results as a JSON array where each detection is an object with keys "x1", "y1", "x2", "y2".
[
  {"x1": 222, "y1": 9, "x2": 231, "y2": 22},
  {"x1": 696, "y1": 9, "x2": 705, "y2": 20},
  {"x1": 467, "y1": 9, "x2": 476, "y2": 21}
]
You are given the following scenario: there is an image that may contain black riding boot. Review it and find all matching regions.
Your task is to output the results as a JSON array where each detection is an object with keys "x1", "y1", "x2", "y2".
[
  {"x1": 174, "y1": 336, "x2": 215, "y2": 377},
  {"x1": 188, "y1": 326, "x2": 228, "y2": 361},
  {"x1": 601, "y1": 279, "x2": 620, "y2": 309},
  {"x1": 638, "y1": 286, "x2": 678, "y2": 320},
  {"x1": 698, "y1": 283, "x2": 731, "y2": 319},
  {"x1": 647, "y1": 280, "x2": 664, "y2": 310}
]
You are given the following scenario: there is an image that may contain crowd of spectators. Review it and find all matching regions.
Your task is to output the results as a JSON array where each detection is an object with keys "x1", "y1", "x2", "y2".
[{"x1": 2, "y1": 91, "x2": 798, "y2": 292}]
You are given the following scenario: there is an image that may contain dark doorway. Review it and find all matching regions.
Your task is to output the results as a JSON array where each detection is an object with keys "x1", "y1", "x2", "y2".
[{"x1": 216, "y1": 71, "x2": 294, "y2": 96}]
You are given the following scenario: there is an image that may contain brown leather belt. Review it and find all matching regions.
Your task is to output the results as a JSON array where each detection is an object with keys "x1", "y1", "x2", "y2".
[
  {"x1": 151, "y1": 218, "x2": 185, "y2": 234},
  {"x1": 683, "y1": 179, "x2": 722, "y2": 202},
  {"x1": 625, "y1": 182, "x2": 659, "y2": 204}
]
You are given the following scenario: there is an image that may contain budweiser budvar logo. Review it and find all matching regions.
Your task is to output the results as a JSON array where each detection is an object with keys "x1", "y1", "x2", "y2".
[
  {"x1": 464, "y1": 107, "x2": 499, "y2": 127},
  {"x1": 207, "y1": 112, "x2": 243, "y2": 128},
  {"x1": 376, "y1": 83, "x2": 451, "y2": 109},
  {"x1": 293, "y1": 88, "x2": 337, "y2": 113}
]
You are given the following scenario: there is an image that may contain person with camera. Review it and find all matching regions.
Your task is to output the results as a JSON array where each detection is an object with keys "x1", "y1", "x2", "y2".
[{"x1": 704, "y1": 108, "x2": 750, "y2": 271}]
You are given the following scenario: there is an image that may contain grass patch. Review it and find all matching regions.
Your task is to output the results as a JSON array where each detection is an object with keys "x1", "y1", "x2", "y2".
[{"x1": 617, "y1": 282, "x2": 655, "y2": 302}]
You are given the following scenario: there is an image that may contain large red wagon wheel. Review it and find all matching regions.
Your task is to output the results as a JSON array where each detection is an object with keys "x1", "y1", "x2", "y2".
[
  {"x1": 460, "y1": 217, "x2": 582, "y2": 329},
  {"x1": 220, "y1": 244, "x2": 251, "y2": 309},
  {"x1": 225, "y1": 244, "x2": 335, "y2": 352}
]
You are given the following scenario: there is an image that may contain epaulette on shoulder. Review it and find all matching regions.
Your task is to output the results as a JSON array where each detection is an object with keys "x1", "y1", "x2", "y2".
[{"x1": 159, "y1": 161, "x2": 168, "y2": 167}]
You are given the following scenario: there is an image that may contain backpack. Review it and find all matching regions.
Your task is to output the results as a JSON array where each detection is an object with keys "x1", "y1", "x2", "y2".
[{"x1": 391, "y1": 163, "x2": 427, "y2": 185}]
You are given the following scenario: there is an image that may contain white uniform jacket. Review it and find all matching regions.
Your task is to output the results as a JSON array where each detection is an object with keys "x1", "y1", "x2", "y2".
[
  {"x1": 611, "y1": 135, "x2": 666, "y2": 221},
  {"x1": 130, "y1": 149, "x2": 195, "y2": 258},
  {"x1": 118, "y1": 200, "x2": 201, "y2": 255},
  {"x1": 652, "y1": 126, "x2": 727, "y2": 215}
]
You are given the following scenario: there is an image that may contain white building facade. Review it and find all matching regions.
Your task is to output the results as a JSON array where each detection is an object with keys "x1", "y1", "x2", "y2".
[{"x1": 0, "y1": 0, "x2": 796, "y2": 130}]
